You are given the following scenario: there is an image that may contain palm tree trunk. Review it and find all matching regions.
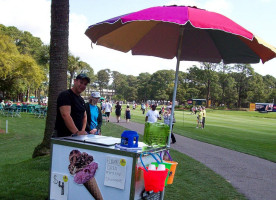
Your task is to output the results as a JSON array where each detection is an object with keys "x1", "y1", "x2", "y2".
[
  {"x1": 33, "y1": 0, "x2": 69, "y2": 158},
  {"x1": 69, "y1": 71, "x2": 74, "y2": 89}
]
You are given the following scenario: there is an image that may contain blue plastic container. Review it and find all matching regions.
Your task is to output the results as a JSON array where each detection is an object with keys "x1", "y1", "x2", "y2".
[{"x1": 120, "y1": 130, "x2": 139, "y2": 148}]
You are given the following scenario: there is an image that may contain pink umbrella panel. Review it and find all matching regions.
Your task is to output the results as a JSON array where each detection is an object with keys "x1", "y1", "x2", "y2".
[{"x1": 86, "y1": 6, "x2": 276, "y2": 64}]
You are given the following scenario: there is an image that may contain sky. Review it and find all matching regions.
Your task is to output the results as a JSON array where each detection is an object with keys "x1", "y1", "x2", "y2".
[{"x1": 0, "y1": 0, "x2": 276, "y2": 77}]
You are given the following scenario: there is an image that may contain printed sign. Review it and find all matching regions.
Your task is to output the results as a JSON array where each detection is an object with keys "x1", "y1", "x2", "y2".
[
  {"x1": 104, "y1": 156, "x2": 127, "y2": 190},
  {"x1": 50, "y1": 172, "x2": 69, "y2": 200}
]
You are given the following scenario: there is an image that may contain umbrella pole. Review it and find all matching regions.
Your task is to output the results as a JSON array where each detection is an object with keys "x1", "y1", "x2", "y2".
[{"x1": 167, "y1": 26, "x2": 184, "y2": 148}]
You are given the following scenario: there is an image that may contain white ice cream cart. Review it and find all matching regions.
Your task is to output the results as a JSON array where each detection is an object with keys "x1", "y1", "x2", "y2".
[{"x1": 49, "y1": 134, "x2": 169, "y2": 200}]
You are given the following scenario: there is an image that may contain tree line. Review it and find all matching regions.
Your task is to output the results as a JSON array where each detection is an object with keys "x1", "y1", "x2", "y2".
[
  {"x1": 1, "y1": 24, "x2": 275, "y2": 108},
  {"x1": 97, "y1": 63, "x2": 276, "y2": 108}
]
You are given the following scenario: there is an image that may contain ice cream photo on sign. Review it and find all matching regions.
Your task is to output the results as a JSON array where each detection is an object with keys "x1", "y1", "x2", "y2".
[{"x1": 68, "y1": 150, "x2": 103, "y2": 200}]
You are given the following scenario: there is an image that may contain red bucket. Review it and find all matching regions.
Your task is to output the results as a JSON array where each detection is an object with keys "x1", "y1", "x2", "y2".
[{"x1": 140, "y1": 167, "x2": 169, "y2": 193}]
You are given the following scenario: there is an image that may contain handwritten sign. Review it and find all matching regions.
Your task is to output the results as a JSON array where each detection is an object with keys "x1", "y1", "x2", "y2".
[
  {"x1": 104, "y1": 156, "x2": 126, "y2": 190},
  {"x1": 50, "y1": 172, "x2": 69, "y2": 200}
]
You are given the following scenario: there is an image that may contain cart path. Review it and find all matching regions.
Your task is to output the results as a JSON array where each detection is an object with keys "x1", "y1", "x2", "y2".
[{"x1": 108, "y1": 116, "x2": 276, "y2": 200}]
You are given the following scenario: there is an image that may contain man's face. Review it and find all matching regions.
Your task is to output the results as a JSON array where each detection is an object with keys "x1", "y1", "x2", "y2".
[{"x1": 73, "y1": 79, "x2": 88, "y2": 94}]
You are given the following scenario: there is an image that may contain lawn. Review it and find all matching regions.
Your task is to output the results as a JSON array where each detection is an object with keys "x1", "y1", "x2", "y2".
[
  {"x1": 123, "y1": 106, "x2": 276, "y2": 162},
  {"x1": 0, "y1": 113, "x2": 246, "y2": 200}
]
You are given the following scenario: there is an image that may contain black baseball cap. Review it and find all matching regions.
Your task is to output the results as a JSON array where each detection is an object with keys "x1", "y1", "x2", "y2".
[{"x1": 76, "y1": 74, "x2": 90, "y2": 83}]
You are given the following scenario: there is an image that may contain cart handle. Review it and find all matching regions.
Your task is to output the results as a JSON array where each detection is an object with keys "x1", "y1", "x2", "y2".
[
  {"x1": 160, "y1": 150, "x2": 173, "y2": 161},
  {"x1": 140, "y1": 152, "x2": 161, "y2": 172}
]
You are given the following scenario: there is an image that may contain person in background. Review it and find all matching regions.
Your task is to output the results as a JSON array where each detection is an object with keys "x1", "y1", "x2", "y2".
[
  {"x1": 145, "y1": 104, "x2": 161, "y2": 123},
  {"x1": 125, "y1": 105, "x2": 131, "y2": 123},
  {"x1": 194, "y1": 106, "x2": 198, "y2": 115},
  {"x1": 100, "y1": 99, "x2": 105, "y2": 113},
  {"x1": 159, "y1": 105, "x2": 165, "y2": 115},
  {"x1": 141, "y1": 103, "x2": 146, "y2": 114},
  {"x1": 85, "y1": 92, "x2": 102, "y2": 135},
  {"x1": 196, "y1": 107, "x2": 203, "y2": 129},
  {"x1": 1, "y1": 100, "x2": 5, "y2": 107},
  {"x1": 103, "y1": 99, "x2": 112, "y2": 122},
  {"x1": 54, "y1": 74, "x2": 90, "y2": 137},
  {"x1": 202, "y1": 106, "x2": 206, "y2": 128},
  {"x1": 115, "y1": 101, "x2": 122, "y2": 123},
  {"x1": 163, "y1": 108, "x2": 176, "y2": 144}
]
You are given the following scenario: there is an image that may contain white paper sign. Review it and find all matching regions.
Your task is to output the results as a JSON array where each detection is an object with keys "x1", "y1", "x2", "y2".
[
  {"x1": 50, "y1": 172, "x2": 69, "y2": 200},
  {"x1": 104, "y1": 156, "x2": 127, "y2": 190}
]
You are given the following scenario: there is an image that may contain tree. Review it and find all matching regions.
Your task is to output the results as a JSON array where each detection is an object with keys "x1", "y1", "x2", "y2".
[
  {"x1": 175, "y1": 71, "x2": 188, "y2": 104},
  {"x1": 0, "y1": 33, "x2": 44, "y2": 100},
  {"x1": 68, "y1": 54, "x2": 81, "y2": 88},
  {"x1": 96, "y1": 69, "x2": 110, "y2": 95},
  {"x1": 0, "y1": 24, "x2": 49, "y2": 67},
  {"x1": 137, "y1": 72, "x2": 151, "y2": 102},
  {"x1": 247, "y1": 73, "x2": 266, "y2": 103},
  {"x1": 199, "y1": 62, "x2": 219, "y2": 107},
  {"x1": 0, "y1": 25, "x2": 49, "y2": 101},
  {"x1": 187, "y1": 64, "x2": 219, "y2": 107},
  {"x1": 111, "y1": 71, "x2": 123, "y2": 95},
  {"x1": 218, "y1": 73, "x2": 237, "y2": 107},
  {"x1": 125, "y1": 75, "x2": 138, "y2": 101},
  {"x1": 263, "y1": 75, "x2": 276, "y2": 103},
  {"x1": 114, "y1": 74, "x2": 128, "y2": 100},
  {"x1": 231, "y1": 64, "x2": 254, "y2": 108},
  {"x1": 33, "y1": 0, "x2": 69, "y2": 158},
  {"x1": 148, "y1": 70, "x2": 175, "y2": 101},
  {"x1": 78, "y1": 61, "x2": 95, "y2": 96}
]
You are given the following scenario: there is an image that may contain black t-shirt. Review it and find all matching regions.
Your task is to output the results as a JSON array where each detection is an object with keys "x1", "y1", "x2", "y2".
[{"x1": 55, "y1": 89, "x2": 86, "y2": 137}]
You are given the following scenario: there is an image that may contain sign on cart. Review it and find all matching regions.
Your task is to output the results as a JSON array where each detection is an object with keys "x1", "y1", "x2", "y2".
[
  {"x1": 50, "y1": 172, "x2": 69, "y2": 200},
  {"x1": 104, "y1": 156, "x2": 127, "y2": 190}
]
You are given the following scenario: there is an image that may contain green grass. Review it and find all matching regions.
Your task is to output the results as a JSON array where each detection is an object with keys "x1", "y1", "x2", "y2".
[
  {"x1": 0, "y1": 113, "x2": 246, "y2": 199},
  {"x1": 120, "y1": 106, "x2": 276, "y2": 162}
]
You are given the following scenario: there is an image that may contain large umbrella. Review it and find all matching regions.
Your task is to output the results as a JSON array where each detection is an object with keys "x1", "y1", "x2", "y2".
[{"x1": 85, "y1": 5, "x2": 276, "y2": 147}]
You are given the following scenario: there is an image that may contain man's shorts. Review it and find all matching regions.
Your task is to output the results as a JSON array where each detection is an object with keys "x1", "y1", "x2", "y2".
[{"x1": 105, "y1": 112, "x2": 110, "y2": 117}]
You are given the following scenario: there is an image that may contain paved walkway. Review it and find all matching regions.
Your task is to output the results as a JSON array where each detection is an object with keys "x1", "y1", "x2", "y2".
[{"x1": 109, "y1": 116, "x2": 276, "y2": 200}]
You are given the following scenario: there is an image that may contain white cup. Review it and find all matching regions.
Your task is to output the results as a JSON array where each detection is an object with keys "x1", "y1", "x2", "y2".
[
  {"x1": 148, "y1": 164, "x2": 156, "y2": 170},
  {"x1": 157, "y1": 164, "x2": 166, "y2": 171}
]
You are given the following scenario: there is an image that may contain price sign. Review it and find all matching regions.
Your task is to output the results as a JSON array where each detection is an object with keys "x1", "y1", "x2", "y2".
[
  {"x1": 50, "y1": 172, "x2": 69, "y2": 200},
  {"x1": 104, "y1": 156, "x2": 127, "y2": 190}
]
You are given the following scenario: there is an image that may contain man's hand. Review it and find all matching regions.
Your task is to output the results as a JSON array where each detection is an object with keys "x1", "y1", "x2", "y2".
[{"x1": 78, "y1": 130, "x2": 87, "y2": 135}]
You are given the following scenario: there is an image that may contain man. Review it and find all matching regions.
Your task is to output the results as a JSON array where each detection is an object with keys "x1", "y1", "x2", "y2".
[
  {"x1": 85, "y1": 92, "x2": 102, "y2": 135},
  {"x1": 145, "y1": 104, "x2": 161, "y2": 123},
  {"x1": 54, "y1": 74, "x2": 90, "y2": 137},
  {"x1": 103, "y1": 99, "x2": 112, "y2": 122},
  {"x1": 202, "y1": 107, "x2": 206, "y2": 128}
]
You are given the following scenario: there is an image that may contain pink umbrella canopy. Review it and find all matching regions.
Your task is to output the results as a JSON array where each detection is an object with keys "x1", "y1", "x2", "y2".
[
  {"x1": 85, "y1": 5, "x2": 276, "y2": 64},
  {"x1": 85, "y1": 5, "x2": 276, "y2": 147}
]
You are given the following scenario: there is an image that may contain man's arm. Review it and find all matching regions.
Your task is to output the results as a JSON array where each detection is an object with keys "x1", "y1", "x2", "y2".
[
  {"x1": 60, "y1": 106, "x2": 86, "y2": 135},
  {"x1": 145, "y1": 116, "x2": 148, "y2": 122}
]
